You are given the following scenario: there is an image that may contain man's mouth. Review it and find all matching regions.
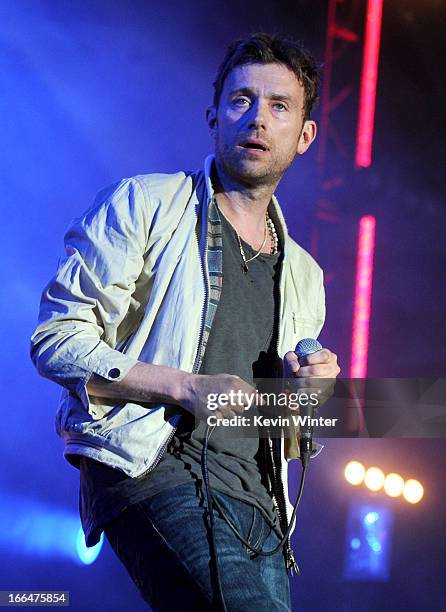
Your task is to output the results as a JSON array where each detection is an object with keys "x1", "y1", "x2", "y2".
[{"x1": 238, "y1": 138, "x2": 269, "y2": 152}]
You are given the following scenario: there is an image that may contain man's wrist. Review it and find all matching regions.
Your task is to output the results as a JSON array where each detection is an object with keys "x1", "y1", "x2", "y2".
[{"x1": 176, "y1": 372, "x2": 197, "y2": 412}]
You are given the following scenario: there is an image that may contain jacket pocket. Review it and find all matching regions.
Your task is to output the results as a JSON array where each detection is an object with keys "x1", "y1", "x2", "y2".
[{"x1": 291, "y1": 311, "x2": 319, "y2": 342}]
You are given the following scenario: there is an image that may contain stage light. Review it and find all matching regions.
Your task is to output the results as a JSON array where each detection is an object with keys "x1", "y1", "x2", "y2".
[
  {"x1": 344, "y1": 503, "x2": 393, "y2": 581},
  {"x1": 350, "y1": 215, "x2": 376, "y2": 380},
  {"x1": 364, "y1": 511, "x2": 380, "y2": 525},
  {"x1": 344, "y1": 461, "x2": 366, "y2": 485},
  {"x1": 350, "y1": 538, "x2": 361, "y2": 550},
  {"x1": 0, "y1": 491, "x2": 103, "y2": 564},
  {"x1": 76, "y1": 528, "x2": 104, "y2": 565},
  {"x1": 403, "y1": 479, "x2": 424, "y2": 504},
  {"x1": 366, "y1": 534, "x2": 382, "y2": 553},
  {"x1": 356, "y1": 0, "x2": 384, "y2": 167},
  {"x1": 384, "y1": 473, "x2": 405, "y2": 498},
  {"x1": 364, "y1": 467, "x2": 384, "y2": 492},
  {"x1": 343, "y1": 463, "x2": 425, "y2": 505}
]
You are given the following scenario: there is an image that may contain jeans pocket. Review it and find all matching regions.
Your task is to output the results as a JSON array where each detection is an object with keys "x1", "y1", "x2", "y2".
[
  {"x1": 245, "y1": 506, "x2": 265, "y2": 554},
  {"x1": 252, "y1": 513, "x2": 266, "y2": 551},
  {"x1": 244, "y1": 504, "x2": 256, "y2": 554}
]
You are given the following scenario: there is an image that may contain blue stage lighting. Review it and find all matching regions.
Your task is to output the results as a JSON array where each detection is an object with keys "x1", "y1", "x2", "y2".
[
  {"x1": 0, "y1": 492, "x2": 103, "y2": 565},
  {"x1": 344, "y1": 502, "x2": 393, "y2": 581},
  {"x1": 350, "y1": 538, "x2": 361, "y2": 550},
  {"x1": 366, "y1": 534, "x2": 382, "y2": 553},
  {"x1": 364, "y1": 511, "x2": 380, "y2": 525},
  {"x1": 76, "y1": 528, "x2": 103, "y2": 565}
]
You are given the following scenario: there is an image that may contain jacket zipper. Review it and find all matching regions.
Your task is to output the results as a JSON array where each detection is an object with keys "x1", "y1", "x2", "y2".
[
  {"x1": 268, "y1": 435, "x2": 298, "y2": 574},
  {"x1": 269, "y1": 242, "x2": 299, "y2": 574},
  {"x1": 134, "y1": 424, "x2": 179, "y2": 480},
  {"x1": 135, "y1": 204, "x2": 210, "y2": 481},
  {"x1": 191, "y1": 212, "x2": 210, "y2": 375}
]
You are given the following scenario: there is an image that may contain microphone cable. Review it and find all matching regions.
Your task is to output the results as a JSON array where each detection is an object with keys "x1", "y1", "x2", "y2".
[
  {"x1": 201, "y1": 424, "x2": 228, "y2": 612},
  {"x1": 200, "y1": 424, "x2": 308, "y2": 612}
]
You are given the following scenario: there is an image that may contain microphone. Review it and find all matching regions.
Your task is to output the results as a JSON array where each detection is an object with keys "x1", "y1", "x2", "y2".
[{"x1": 294, "y1": 338, "x2": 323, "y2": 468}]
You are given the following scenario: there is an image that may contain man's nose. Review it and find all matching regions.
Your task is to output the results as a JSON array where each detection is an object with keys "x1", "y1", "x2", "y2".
[{"x1": 247, "y1": 99, "x2": 267, "y2": 130}]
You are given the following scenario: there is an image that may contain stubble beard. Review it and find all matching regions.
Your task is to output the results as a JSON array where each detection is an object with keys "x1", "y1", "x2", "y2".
[{"x1": 215, "y1": 137, "x2": 296, "y2": 189}]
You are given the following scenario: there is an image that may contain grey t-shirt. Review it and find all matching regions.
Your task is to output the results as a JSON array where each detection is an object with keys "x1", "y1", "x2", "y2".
[{"x1": 79, "y1": 210, "x2": 283, "y2": 545}]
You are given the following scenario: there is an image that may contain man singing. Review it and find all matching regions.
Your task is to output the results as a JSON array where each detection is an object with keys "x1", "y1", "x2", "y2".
[{"x1": 31, "y1": 32, "x2": 340, "y2": 611}]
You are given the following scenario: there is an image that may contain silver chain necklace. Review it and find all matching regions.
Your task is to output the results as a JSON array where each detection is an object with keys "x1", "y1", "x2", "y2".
[
  {"x1": 236, "y1": 217, "x2": 268, "y2": 274},
  {"x1": 214, "y1": 198, "x2": 279, "y2": 274}
]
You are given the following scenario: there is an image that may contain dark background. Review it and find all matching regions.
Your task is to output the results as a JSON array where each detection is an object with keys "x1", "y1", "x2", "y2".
[{"x1": 1, "y1": 1, "x2": 444, "y2": 610}]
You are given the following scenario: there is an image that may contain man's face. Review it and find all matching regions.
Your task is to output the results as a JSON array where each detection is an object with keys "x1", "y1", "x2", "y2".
[{"x1": 207, "y1": 62, "x2": 316, "y2": 187}]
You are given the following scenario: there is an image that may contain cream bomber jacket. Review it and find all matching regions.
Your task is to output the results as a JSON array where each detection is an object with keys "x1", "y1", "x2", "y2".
[{"x1": 30, "y1": 155, "x2": 325, "y2": 491}]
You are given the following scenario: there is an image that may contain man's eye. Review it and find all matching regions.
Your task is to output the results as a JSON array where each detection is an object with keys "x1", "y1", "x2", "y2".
[
  {"x1": 233, "y1": 97, "x2": 250, "y2": 106},
  {"x1": 273, "y1": 102, "x2": 287, "y2": 111}
]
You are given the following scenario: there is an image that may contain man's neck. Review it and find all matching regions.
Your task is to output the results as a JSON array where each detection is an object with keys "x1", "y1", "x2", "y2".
[{"x1": 212, "y1": 159, "x2": 278, "y2": 234}]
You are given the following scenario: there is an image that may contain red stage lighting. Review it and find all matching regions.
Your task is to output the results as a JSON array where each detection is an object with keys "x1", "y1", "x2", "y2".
[{"x1": 356, "y1": 0, "x2": 384, "y2": 167}]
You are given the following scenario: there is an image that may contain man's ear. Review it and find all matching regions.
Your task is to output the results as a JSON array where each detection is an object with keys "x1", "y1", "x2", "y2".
[
  {"x1": 297, "y1": 120, "x2": 317, "y2": 155},
  {"x1": 206, "y1": 106, "x2": 218, "y2": 139}
]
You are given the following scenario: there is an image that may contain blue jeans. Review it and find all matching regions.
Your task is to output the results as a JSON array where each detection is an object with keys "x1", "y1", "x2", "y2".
[{"x1": 104, "y1": 482, "x2": 291, "y2": 611}]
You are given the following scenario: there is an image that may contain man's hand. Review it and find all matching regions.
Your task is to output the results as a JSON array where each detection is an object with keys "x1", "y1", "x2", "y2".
[
  {"x1": 183, "y1": 373, "x2": 258, "y2": 422},
  {"x1": 283, "y1": 348, "x2": 340, "y2": 379},
  {"x1": 283, "y1": 348, "x2": 340, "y2": 411}
]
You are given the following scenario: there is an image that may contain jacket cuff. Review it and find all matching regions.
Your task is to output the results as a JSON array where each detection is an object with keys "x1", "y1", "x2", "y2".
[{"x1": 75, "y1": 345, "x2": 139, "y2": 412}]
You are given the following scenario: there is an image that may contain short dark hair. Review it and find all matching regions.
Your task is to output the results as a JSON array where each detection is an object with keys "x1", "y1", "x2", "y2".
[{"x1": 213, "y1": 32, "x2": 320, "y2": 120}]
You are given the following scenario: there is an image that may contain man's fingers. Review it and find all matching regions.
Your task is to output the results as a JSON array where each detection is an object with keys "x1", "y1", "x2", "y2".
[
  {"x1": 283, "y1": 350, "x2": 300, "y2": 376},
  {"x1": 283, "y1": 348, "x2": 340, "y2": 412},
  {"x1": 285, "y1": 349, "x2": 337, "y2": 370},
  {"x1": 302, "y1": 349, "x2": 334, "y2": 366},
  {"x1": 296, "y1": 363, "x2": 340, "y2": 378}
]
